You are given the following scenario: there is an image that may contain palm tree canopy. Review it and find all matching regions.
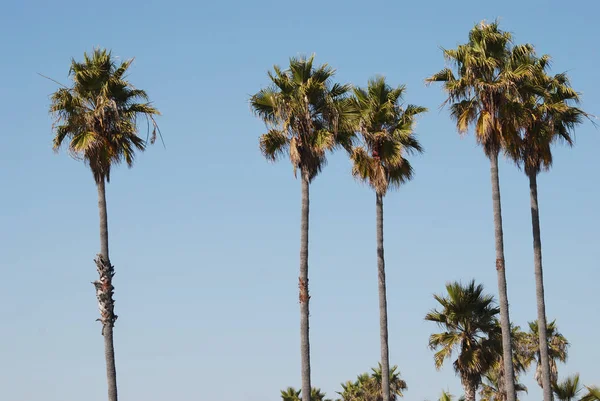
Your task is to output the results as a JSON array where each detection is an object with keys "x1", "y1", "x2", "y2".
[
  {"x1": 581, "y1": 386, "x2": 600, "y2": 401},
  {"x1": 250, "y1": 54, "x2": 353, "y2": 181},
  {"x1": 553, "y1": 374, "x2": 581, "y2": 401},
  {"x1": 49, "y1": 48, "x2": 161, "y2": 183},
  {"x1": 425, "y1": 280, "x2": 500, "y2": 385},
  {"x1": 509, "y1": 56, "x2": 589, "y2": 176},
  {"x1": 336, "y1": 364, "x2": 407, "y2": 401},
  {"x1": 280, "y1": 387, "x2": 331, "y2": 401},
  {"x1": 426, "y1": 20, "x2": 535, "y2": 157},
  {"x1": 350, "y1": 76, "x2": 426, "y2": 195},
  {"x1": 524, "y1": 319, "x2": 569, "y2": 386}
]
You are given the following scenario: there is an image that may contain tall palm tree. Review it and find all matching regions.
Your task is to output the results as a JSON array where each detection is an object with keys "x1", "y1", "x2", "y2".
[
  {"x1": 336, "y1": 364, "x2": 407, "y2": 401},
  {"x1": 524, "y1": 320, "x2": 569, "y2": 390},
  {"x1": 425, "y1": 280, "x2": 500, "y2": 401},
  {"x1": 553, "y1": 374, "x2": 582, "y2": 401},
  {"x1": 509, "y1": 55, "x2": 586, "y2": 401},
  {"x1": 251, "y1": 55, "x2": 352, "y2": 401},
  {"x1": 49, "y1": 48, "x2": 160, "y2": 401},
  {"x1": 426, "y1": 21, "x2": 536, "y2": 401},
  {"x1": 349, "y1": 77, "x2": 425, "y2": 401}
]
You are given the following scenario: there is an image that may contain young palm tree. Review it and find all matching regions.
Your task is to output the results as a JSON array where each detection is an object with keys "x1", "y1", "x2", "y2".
[
  {"x1": 251, "y1": 55, "x2": 352, "y2": 401},
  {"x1": 480, "y1": 364, "x2": 528, "y2": 401},
  {"x1": 553, "y1": 374, "x2": 582, "y2": 401},
  {"x1": 426, "y1": 21, "x2": 536, "y2": 401},
  {"x1": 336, "y1": 364, "x2": 407, "y2": 401},
  {"x1": 525, "y1": 320, "x2": 569, "y2": 390},
  {"x1": 349, "y1": 76, "x2": 425, "y2": 401},
  {"x1": 510, "y1": 57, "x2": 587, "y2": 401},
  {"x1": 49, "y1": 48, "x2": 160, "y2": 401},
  {"x1": 581, "y1": 386, "x2": 600, "y2": 401},
  {"x1": 281, "y1": 387, "x2": 332, "y2": 401},
  {"x1": 425, "y1": 280, "x2": 500, "y2": 401}
]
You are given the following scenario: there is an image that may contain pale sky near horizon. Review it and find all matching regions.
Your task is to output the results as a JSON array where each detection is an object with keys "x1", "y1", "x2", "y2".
[{"x1": 1, "y1": 1, "x2": 599, "y2": 401}]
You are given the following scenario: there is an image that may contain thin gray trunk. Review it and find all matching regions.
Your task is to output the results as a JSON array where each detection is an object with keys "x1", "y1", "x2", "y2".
[
  {"x1": 376, "y1": 193, "x2": 391, "y2": 401},
  {"x1": 489, "y1": 152, "x2": 516, "y2": 401},
  {"x1": 529, "y1": 172, "x2": 553, "y2": 401},
  {"x1": 95, "y1": 178, "x2": 118, "y2": 401},
  {"x1": 299, "y1": 171, "x2": 311, "y2": 401}
]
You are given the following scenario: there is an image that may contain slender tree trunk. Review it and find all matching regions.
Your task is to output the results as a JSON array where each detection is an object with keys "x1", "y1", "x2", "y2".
[
  {"x1": 376, "y1": 193, "x2": 391, "y2": 401},
  {"x1": 489, "y1": 152, "x2": 516, "y2": 401},
  {"x1": 299, "y1": 171, "x2": 311, "y2": 401},
  {"x1": 528, "y1": 172, "x2": 553, "y2": 401},
  {"x1": 94, "y1": 178, "x2": 118, "y2": 401}
]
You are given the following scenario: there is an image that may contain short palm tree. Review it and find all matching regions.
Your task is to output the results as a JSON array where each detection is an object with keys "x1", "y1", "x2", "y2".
[
  {"x1": 49, "y1": 48, "x2": 160, "y2": 401},
  {"x1": 480, "y1": 364, "x2": 528, "y2": 401},
  {"x1": 581, "y1": 386, "x2": 600, "y2": 401},
  {"x1": 251, "y1": 55, "x2": 351, "y2": 401},
  {"x1": 337, "y1": 364, "x2": 407, "y2": 401},
  {"x1": 553, "y1": 374, "x2": 582, "y2": 401},
  {"x1": 508, "y1": 55, "x2": 586, "y2": 401},
  {"x1": 349, "y1": 76, "x2": 425, "y2": 401},
  {"x1": 525, "y1": 320, "x2": 569, "y2": 390},
  {"x1": 426, "y1": 21, "x2": 536, "y2": 401},
  {"x1": 281, "y1": 387, "x2": 331, "y2": 401},
  {"x1": 425, "y1": 280, "x2": 500, "y2": 401}
]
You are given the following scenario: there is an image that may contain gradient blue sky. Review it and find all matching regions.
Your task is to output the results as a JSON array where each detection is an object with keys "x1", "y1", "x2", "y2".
[{"x1": 1, "y1": 1, "x2": 598, "y2": 400}]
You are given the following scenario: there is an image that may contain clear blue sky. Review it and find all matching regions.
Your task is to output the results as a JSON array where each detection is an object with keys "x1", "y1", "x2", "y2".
[{"x1": 1, "y1": 1, "x2": 598, "y2": 400}]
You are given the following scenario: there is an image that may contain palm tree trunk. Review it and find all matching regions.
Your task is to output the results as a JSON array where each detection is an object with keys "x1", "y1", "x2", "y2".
[
  {"x1": 463, "y1": 379, "x2": 477, "y2": 401},
  {"x1": 489, "y1": 152, "x2": 516, "y2": 401},
  {"x1": 528, "y1": 172, "x2": 553, "y2": 401},
  {"x1": 94, "y1": 178, "x2": 118, "y2": 401},
  {"x1": 299, "y1": 171, "x2": 312, "y2": 401},
  {"x1": 376, "y1": 193, "x2": 391, "y2": 401}
]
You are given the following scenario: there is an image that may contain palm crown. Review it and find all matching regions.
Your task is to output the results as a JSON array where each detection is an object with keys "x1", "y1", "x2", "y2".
[
  {"x1": 50, "y1": 48, "x2": 160, "y2": 183},
  {"x1": 250, "y1": 55, "x2": 352, "y2": 181},
  {"x1": 425, "y1": 20, "x2": 535, "y2": 157},
  {"x1": 350, "y1": 76, "x2": 426, "y2": 195},
  {"x1": 425, "y1": 280, "x2": 500, "y2": 388}
]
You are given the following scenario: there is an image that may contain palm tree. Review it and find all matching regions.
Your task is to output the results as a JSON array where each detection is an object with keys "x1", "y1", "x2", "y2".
[
  {"x1": 250, "y1": 55, "x2": 352, "y2": 401},
  {"x1": 509, "y1": 55, "x2": 586, "y2": 401},
  {"x1": 49, "y1": 48, "x2": 160, "y2": 401},
  {"x1": 425, "y1": 280, "x2": 500, "y2": 401},
  {"x1": 480, "y1": 364, "x2": 528, "y2": 401},
  {"x1": 349, "y1": 76, "x2": 425, "y2": 401},
  {"x1": 426, "y1": 21, "x2": 536, "y2": 401},
  {"x1": 525, "y1": 320, "x2": 569, "y2": 390},
  {"x1": 336, "y1": 364, "x2": 407, "y2": 401},
  {"x1": 553, "y1": 374, "x2": 582, "y2": 401},
  {"x1": 281, "y1": 387, "x2": 332, "y2": 401},
  {"x1": 581, "y1": 386, "x2": 600, "y2": 401}
]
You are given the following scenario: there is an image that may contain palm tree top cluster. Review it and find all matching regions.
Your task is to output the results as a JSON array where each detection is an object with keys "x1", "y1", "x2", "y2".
[{"x1": 47, "y1": 19, "x2": 595, "y2": 401}]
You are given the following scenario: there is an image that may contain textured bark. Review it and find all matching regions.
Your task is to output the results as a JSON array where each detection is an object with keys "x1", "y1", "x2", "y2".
[
  {"x1": 95, "y1": 179, "x2": 118, "y2": 401},
  {"x1": 299, "y1": 171, "x2": 312, "y2": 401},
  {"x1": 489, "y1": 152, "x2": 516, "y2": 401},
  {"x1": 529, "y1": 172, "x2": 553, "y2": 401},
  {"x1": 376, "y1": 193, "x2": 391, "y2": 401},
  {"x1": 463, "y1": 379, "x2": 477, "y2": 401}
]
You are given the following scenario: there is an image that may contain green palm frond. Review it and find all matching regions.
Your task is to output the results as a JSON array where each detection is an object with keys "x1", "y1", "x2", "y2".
[
  {"x1": 581, "y1": 386, "x2": 600, "y2": 401},
  {"x1": 349, "y1": 76, "x2": 425, "y2": 196},
  {"x1": 553, "y1": 374, "x2": 581, "y2": 401},
  {"x1": 251, "y1": 55, "x2": 352, "y2": 181},
  {"x1": 49, "y1": 48, "x2": 161, "y2": 183}
]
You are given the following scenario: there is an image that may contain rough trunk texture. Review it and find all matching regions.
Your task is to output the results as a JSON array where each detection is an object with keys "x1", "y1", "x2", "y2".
[
  {"x1": 376, "y1": 193, "x2": 391, "y2": 401},
  {"x1": 489, "y1": 152, "x2": 516, "y2": 401},
  {"x1": 95, "y1": 179, "x2": 118, "y2": 401},
  {"x1": 299, "y1": 171, "x2": 311, "y2": 401},
  {"x1": 529, "y1": 172, "x2": 553, "y2": 401},
  {"x1": 463, "y1": 379, "x2": 477, "y2": 401}
]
